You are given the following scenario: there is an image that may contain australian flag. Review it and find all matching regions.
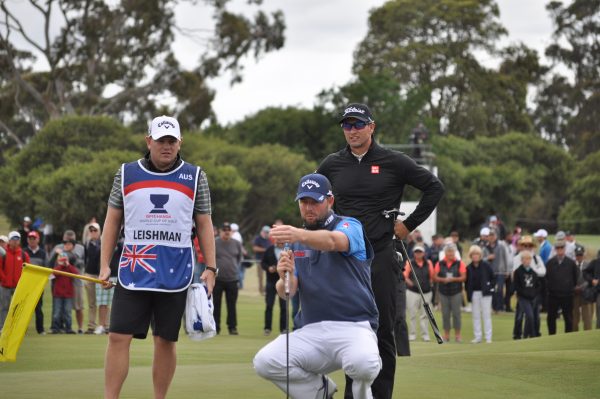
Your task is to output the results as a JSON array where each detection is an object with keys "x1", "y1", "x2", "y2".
[{"x1": 119, "y1": 244, "x2": 193, "y2": 291}]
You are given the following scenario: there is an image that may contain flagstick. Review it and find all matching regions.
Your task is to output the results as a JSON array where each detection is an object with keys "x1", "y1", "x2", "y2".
[{"x1": 24, "y1": 263, "x2": 116, "y2": 287}]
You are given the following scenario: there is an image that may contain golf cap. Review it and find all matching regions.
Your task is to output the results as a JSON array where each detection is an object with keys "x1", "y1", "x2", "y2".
[
  {"x1": 231, "y1": 223, "x2": 239, "y2": 232},
  {"x1": 0, "y1": 235, "x2": 8, "y2": 242},
  {"x1": 295, "y1": 173, "x2": 333, "y2": 203},
  {"x1": 221, "y1": 222, "x2": 231, "y2": 230},
  {"x1": 480, "y1": 227, "x2": 490, "y2": 236},
  {"x1": 27, "y1": 231, "x2": 40, "y2": 239},
  {"x1": 489, "y1": 215, "x2": 498, "y2": 222},
  {"x1": 575, "y1": 245, "x2": 585, "y2": 256},
  {"x1": 23, "y1": 216, "x2": 32, "y2": 223},
  {"x1": 413, "y1": 245, "x2": 425, "y2": 253},
  {"x1": 8, "y1": 231, "x2": 21, "y2": 241},
  {"x1": 89, "y1": 222, "x2": 100, "y2": 231},
  {"x1": 555, "y1": 231, "x2": 566, "y2": 241},
  {"x1": 533, "y1": 229, "x2": 548, "y2": 238},
  {"x1": 148, "y1": 115, "x2": 181, "y2": 141},
  {"x1": 338, "y1": 103, "x2": 374, "y2": 123},
  {"x1": 261, "y1": 225, "x2": 271, "y2": 233}
]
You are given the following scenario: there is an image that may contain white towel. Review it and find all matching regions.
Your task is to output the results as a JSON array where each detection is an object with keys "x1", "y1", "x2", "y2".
[{"x1": 185, "y1": 282, "x2": 217, "y2": 341}]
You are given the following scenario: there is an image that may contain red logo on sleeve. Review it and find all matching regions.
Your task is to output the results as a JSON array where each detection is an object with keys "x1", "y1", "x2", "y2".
[{"x1": 371, "y1": 165, "x2": 380, "y2": 174}]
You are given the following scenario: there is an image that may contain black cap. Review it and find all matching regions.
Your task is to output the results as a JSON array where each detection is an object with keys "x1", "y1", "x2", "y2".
[
  {"x1": 338, "y1": 103, "x2": 374, "y2": 123},
  {"x1": 575, "y1": 245, "x2": 585, "y2": 256},
  {"x1": 221, "y1": 222, "x2": 231, "y2": 230}
]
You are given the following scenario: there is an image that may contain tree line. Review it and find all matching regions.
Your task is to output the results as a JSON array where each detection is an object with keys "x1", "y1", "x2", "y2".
[{"x1": 0, "y1": 0, "x2": 598, "y2": 237}]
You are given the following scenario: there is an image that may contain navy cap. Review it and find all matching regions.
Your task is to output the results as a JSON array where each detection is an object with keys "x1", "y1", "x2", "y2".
[
  {"x1": 295, "y1": 173, "x2": 333, "y2": 203},
  {"x1": 338, "y1": 103, "x2": 374, "y2": 123}
]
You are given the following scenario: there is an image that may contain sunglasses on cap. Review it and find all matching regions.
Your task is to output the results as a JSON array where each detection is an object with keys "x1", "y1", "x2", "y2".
[{"x1": 341, "y1": 121, "x2": 370, "y2": 131}]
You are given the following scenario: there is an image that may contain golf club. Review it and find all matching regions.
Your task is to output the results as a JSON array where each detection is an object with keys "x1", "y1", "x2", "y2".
[
  {"x1": 283, "y1": 242, "x2": 291, "y2": 399},
  {"x1": 382, "y1": 209, "x2": 444, "y2": 344}
]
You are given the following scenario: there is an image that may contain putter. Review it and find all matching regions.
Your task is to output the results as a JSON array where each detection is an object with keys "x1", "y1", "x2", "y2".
[
  {"x1": 283, "y1": 242, "x2": 291, "y2": 398},
  {"x1": 383, "y1": 209, "x2": 444, "y2": 344}
]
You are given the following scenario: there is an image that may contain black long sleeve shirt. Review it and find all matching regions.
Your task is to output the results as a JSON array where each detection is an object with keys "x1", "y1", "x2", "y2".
[{"x1": 317, "y1": 141, "x2": 444, "y2": 251}]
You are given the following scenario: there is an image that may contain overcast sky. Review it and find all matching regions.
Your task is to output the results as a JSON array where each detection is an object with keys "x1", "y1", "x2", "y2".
[
  {"x1": 4, "y1": 0, "x2": 556, "y2": 125},
  {"x1": 180, "y1": 0, "x2": 555, "y2": 125}
]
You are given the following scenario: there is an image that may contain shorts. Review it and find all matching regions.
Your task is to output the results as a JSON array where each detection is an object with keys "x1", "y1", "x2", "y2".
[
  {"x1": 73, "y1": 282, "x2": 84, "y2": 310},
  {"x1": 96, "y1": 277, "x2": 117, "y2": 305},
  {"x1": 109, "y1": 283, "x2": 187, "y2": 342}
]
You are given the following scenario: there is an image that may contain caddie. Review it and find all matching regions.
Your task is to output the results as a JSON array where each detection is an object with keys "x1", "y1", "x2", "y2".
[{"x1": 99, "y1": 115, "x2": 217, "y2": 399}]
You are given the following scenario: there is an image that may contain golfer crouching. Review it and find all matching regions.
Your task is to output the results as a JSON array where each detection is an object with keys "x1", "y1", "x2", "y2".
[{"x1": 253, "y1": 173, "x2": 381, "y2": 399}]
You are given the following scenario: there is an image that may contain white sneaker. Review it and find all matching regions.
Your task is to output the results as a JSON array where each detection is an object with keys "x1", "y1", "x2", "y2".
[
  {"x1": 94, "y1": 326, "x2": 105, "y2": 335},
  {"x1": 318, "y1": 375, "x2": 338, "y2": 399},
  {"x1": 471, "y1": 338, "x2": 481, "y2": 344}
]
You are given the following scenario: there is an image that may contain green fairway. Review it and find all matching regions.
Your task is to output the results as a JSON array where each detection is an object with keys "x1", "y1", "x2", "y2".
[{"x1": 1, "y1": 270, "x2": 599, "y2": 399}]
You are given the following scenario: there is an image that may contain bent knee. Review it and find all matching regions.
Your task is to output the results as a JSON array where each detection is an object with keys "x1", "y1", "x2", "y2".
[
  {"x1": 253, "y1": 349, "x2": 282, "y2": 380},
  {"x1": 344, "y1": 353, "x2": 382, "y2": 382}
]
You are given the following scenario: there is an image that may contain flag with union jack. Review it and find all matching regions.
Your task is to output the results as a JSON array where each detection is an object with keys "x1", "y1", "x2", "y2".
[
  {"x1": 118, "y1": 244, "x2": 193, "y2": 291},
  {"x1": 120, "y1": 244, "x2": 157, "y2": 273}
]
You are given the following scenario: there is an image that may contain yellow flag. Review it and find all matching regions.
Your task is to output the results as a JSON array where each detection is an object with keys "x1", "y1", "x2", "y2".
[{"x1": 0, "y1": 264, "x2": 52, "y2": 362}]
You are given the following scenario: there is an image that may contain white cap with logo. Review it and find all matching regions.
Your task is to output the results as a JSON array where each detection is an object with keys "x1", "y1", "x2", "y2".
[
  {"x1": 8, "y1": 231, "x2": 21, "y2": 240},
  {"x1": 148, "y1": 115, "x2": 181, "y2": 141}
]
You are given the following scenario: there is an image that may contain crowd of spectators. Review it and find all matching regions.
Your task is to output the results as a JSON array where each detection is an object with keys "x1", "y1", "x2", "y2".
[
  {"x1": 1, "y1": 214, "x2": 599, "y2": 342},
  {"x1": 401, "y1": 216, "x2": 600, "y2": 343}
]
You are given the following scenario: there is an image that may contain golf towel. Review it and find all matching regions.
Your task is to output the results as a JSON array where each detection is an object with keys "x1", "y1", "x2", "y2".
[{"x1": 185, "y1": 282, "x2": 217, "y2": 341}]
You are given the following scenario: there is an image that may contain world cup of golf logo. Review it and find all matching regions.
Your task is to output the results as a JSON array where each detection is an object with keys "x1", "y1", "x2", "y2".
[{"x1": 150, "y1": 194, "x2": 169, "y2": 214}]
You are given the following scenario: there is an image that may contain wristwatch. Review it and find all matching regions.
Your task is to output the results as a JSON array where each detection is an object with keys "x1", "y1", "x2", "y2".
[{"x1": 205, "y1": 266, "x2": 219, "y2": 277}]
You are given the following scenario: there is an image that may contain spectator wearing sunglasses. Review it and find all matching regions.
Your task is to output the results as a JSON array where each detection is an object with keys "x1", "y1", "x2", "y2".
[
  {"x1": 317, "y1": 103, "x2": 444, "y2": 399},
  {"x1": 545, "y1": 240, "x2": 579, "y2": 335}
]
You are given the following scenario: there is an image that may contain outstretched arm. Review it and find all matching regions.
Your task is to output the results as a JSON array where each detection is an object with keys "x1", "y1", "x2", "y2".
[{"x1": 269, "y1": 224, "x2": 349, "y2": 253}]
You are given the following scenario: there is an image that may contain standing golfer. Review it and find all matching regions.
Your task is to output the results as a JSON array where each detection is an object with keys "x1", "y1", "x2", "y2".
[
  {"x1": 254, "y1": 173, "x2": 381, "y2": 399},
  {"x1": 99, "y1": 115, "x2": 217, "y2": 399},
  {"x1": 317, "y1": 103, "x2": 444, "y2": 398}
]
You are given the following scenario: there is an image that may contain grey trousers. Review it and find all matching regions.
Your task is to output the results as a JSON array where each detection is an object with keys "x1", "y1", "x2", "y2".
[{"x1": 440, "y1": 292, "x2": 462, "y2": 331}]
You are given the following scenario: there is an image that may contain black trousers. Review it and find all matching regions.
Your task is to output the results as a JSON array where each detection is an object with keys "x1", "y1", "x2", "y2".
[
  {"x1": 345, "y1": 243, "x2": 399, "y2": 399},
  {"x1": 35, "y1": 295, "x2": 44, "y2": 333},
  {"x1": 504, "y1": 275, "x2": 514, "y2": 311},
  {"x1": 547, "y1": 294, "x2": 573, "y2": 335},
  {"x1": 213, "y1": 280, "x2": 238, "y2": 333},
  {"x1": 264, "y1": 280, "x2": 286, "y2": 332},
  {"x1": 394, "y1": 277, "x2": 410, "y2": 356}
]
